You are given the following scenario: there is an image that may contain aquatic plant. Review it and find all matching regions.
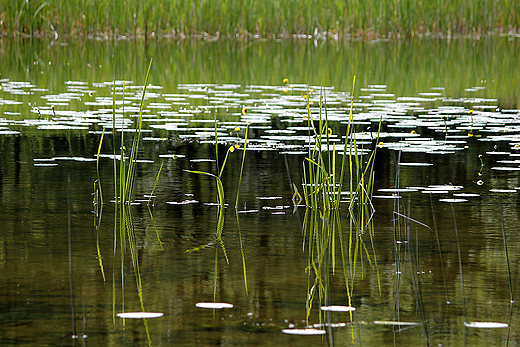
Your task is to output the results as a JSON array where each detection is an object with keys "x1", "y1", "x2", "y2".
[{"x1": 300, "y1": 78, "x2": 381, "y2": 333}]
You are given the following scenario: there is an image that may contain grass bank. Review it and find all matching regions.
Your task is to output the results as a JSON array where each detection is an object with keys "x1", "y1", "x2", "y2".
[{"x1": 1, "y1": 0, "x2": 519, "y2": 39}]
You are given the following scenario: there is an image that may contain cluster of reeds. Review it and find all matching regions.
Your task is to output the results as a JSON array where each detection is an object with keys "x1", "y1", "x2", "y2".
[
  {"x1": 93, "y1": 59, "x2": 163, "y2": 343},
  {"x1": 2, "y1": 0, "x2": 519, "y2": 38},
  {"x1": 300, "y1": 79, "x2": 381, "y2": 328}
]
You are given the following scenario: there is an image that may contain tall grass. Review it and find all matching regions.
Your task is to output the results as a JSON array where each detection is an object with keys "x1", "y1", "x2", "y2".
[
  {"x1": 2, "y1": 0, "x2": 518, "y2": 38},
  {"x1": 89, "y1": 58, "x2": 158, "y2": 343},
  {"x1": 300, "y1": 79, "x2": 381, "y2": 329}
]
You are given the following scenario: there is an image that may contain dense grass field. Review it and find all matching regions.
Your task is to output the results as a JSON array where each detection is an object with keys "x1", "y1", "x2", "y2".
[{"x1": 1, "y1": 0, "x2": 519, "y2": 39}]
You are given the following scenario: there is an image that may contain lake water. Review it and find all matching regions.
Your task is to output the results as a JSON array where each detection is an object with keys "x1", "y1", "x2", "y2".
[{"x1": 1, "y1": 37, "x2": 520, "y2": 346}]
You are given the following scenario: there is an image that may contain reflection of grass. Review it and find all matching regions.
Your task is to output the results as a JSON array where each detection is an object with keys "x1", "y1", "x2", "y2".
[
  {"x1": 185, "y1": 118, "x2": 250, "y2": 300},
  {"x1": 300, "y1": 78, "x2": 381, "y2": 329}
]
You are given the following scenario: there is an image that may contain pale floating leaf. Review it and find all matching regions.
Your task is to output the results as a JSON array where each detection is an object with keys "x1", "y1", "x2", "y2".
[
  {"x1": 374, "y1": 320, "x2": 420, "y2": 326},
  {"x1": 453, "y1": 193, "x2": 480, "y2": 197},
  {"x1": 282, "y1": 328, "x2": 326, "y2": 335},
  {"x1": 320, "y1": 305, "x2": 356, "y2": 312},
  {"x1": 439, "y1": 198, "x2": 468, "y2": 203},
  {"x1": 195, "y1": 302, "x2": 233, "y2": 309},
  {"x1": 116, "y1": 312, "x2": 164, "y2": 319},
  {"x1": 464, "y1": 321, "x2": 508, "y2": 329},
  {"x1": 398, "y1": 162, "x2": 433, "y2": 166}
]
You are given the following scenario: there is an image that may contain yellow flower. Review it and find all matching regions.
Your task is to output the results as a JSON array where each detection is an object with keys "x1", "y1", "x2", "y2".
[
  {"x1": 476, "y1": 180, "x2": 484, "y2": 186},
  {"x1": 468, "y1": 109, "x2": 474, "y2": 114},
  {"x1": 309, "y1": 89, "x2": 314, "y2": 93},
  {"x1": 468, "y1": 133, "x2": 474, "y2": 137},
  {"x1": 283, "y1": 78, "x2": 289, "y2": 84},
  {"x1": 303, "y1": 95, "x2": 308, "y2": 99},
  {"x1": 234, "y1": 144, "x2": 240, "y2": 149},
  {"x1": 410, "y1": 130, "x2": 416, "y2": 134},
  {"x1": 229, "y1": 146, "x2": 235, "y2": 153},
  {"x1": 283, "y1": 89, "x2": 289, "y2": 93},
  {"x1": 234, "y1": 127, "x2": 240, "y2": 132},
  {"x1": 242, "y1": 107, "x2": 247, "y2": 115},
  {"x1": 328, "y1": 127, "x2": 333, "y2": 135},
  {"x1": 378, "y1": 142, "x2": 384, "y2": 148},
  {"x1": 290, "y1": 85, "x2": 294, "y2": 88},
  {"x1": 51, "y1": 105, "x2": 55, "y2": 110}
]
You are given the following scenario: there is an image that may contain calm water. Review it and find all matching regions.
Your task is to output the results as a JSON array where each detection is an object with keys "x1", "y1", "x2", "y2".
[{"x1": 1, "y1": 37, "x2": 520, "y2": 346}]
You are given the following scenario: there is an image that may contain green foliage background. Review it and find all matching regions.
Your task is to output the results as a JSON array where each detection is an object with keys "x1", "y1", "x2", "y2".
[{"x1": 1, "y1": 0, "x2": 519, "y2": 38}]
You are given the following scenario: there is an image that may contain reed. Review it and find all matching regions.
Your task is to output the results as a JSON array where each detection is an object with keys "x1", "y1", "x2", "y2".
[
  {"x1": 300, "y1": 79, "x2": 381, "y2": 332},
  {"x1": 185, "y1": 115, "x2": 250, "y2": 299},
  {"x1": 2, "y1": 0, "x2": 518, "y2": 38}
]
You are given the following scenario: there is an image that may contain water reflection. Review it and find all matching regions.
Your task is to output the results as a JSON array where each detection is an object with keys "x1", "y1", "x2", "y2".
[{"x1": 0, "y1": 38, "x2": 520, "y2": 346}]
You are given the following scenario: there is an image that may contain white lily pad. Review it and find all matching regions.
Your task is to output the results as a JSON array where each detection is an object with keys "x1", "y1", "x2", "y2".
[
  {"x1": 464, "y1": 321, "x2": 508, "y2": 328},
  {"x1": 374, "y1": 320, "x2": 420, "y2": 326},
  {"x1": 195, "y1": 302, "x2": 233, "y2": 309},
  {"x1": 398, "y1": 162, "x2": 433, "y2": 166},
  {"x1": 282, "y1": 328, "x2": 326, "y2": 335},
  {"x1": 116, "y1": 312, "x2": 164, "y2": 319},
  {"x1": 320, "y1": 305, "x2": 356, "y2": 312}
]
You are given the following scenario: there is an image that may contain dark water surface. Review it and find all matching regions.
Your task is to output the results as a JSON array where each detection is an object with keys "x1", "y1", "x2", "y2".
[{"x1": 1, "y1": 37, "x2": 520, "y2": 346}]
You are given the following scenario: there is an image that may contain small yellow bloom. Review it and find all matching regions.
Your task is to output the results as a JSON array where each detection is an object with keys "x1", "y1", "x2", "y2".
[
  {"x1": 468, "y1": 109, "x2": 474, "y2": 114},
  {"x1": 378, "y1": 142, "x2": 384, "y2": 148},
  {"x1": 283, "y1": 89, "x2": 289, "y2": 93},
  {"x1": 290, "y1": 85, "x2": 295, "y2": 88},
  {"x1": 309, "y1": 101, "x2": 314, "y2": 104},
  {"x1": 51, "y1": 105, "x2": 55, "y2": 110},
  {"x1": 234, "y1": 144, "x2": 240, "y2": 149},
  {"x1": 242, "y1": 107, "x2": 247, "y2": 115},
  {"x1": 476, "y1": 180, "x2": 484, "y2": 186},
  {"x1": 328, "y1": 128, "x2": 333, "y2": 135},
  {"x1": 468, "y1": 133, "x2": 474, "y2": 137},
  {"x1": 303, "y1": 95, "x2": 308, "y2": 99},
  {"x1": 234, "y1": 127, "x2": 240, "y2": 132},
  {"x1": 229, "y1": 146, "x2": 235, "y2": 153},
  {"x1": 410, "y1": 130, "x2": 416, "y2": 134},
  {"x1": 309, "y1": 89, "x2": 314, "y2": 93},
  {"x1": 515, "y1": 144, "x2": 520, "y2": 149},
  {"x1": 283, "y1": 78, "x2": 289, "y2": 84}
]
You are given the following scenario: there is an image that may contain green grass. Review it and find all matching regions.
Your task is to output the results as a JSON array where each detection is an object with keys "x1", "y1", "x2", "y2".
[
  {"x1": 1, "y1": 0, "x2": 519, "y2": 38},
  {"x1": 300, "y1": 79, "x2": 381, "y2": 329}
]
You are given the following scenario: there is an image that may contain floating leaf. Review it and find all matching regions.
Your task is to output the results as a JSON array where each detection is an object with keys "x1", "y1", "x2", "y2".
[
  {"x1": 374, "y1": 321, "x2": 420, "y2": 326},
  {"x1": 320, "y1": 305, "x2": 356, "y2": 312},
  {"x1": 195, "y1": 302, "x2": 233, "y2": 309},
  {"x1": 116, "y1": 312, "x2": 164, "y2": 319},
  {"x1": 439, "y1": 198, "x2": 468, "y2": 203},
  {"x1": 464, "y1": 321, "x2": 508, "y2": 329},
  {"x1": 282, "y1": 328, "x2": 326, "y2": 335}
]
